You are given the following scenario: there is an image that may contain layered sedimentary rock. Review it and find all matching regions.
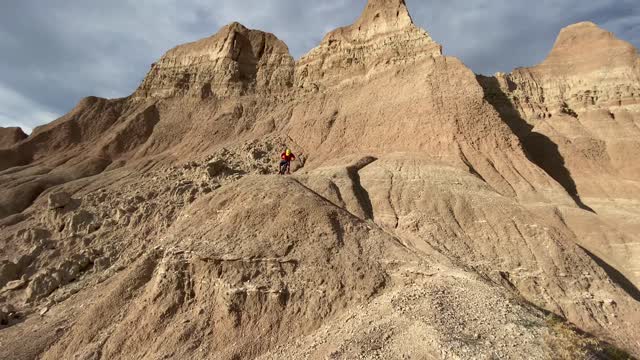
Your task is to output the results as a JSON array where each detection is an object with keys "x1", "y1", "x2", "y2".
[
  {"x1": 501, "y1": 22, "x2": 640, "y2": 117},
  {"x1": 288, "y1": 1, "x2": 575, "y2": 215},
  {"x1": 1, "y1": 1, "x2": 640, "y2": 358},
  {"x1": 135, "y1": 22, "x2": 294, "y2": 99},
  {"x1": 479, "y1": 21, "x2": 640, "y2": 290},
  {"x1": 483, "y1": 22, "x2": 640, "y2": 196},
  {"x1": 0, "y1": 23, "x2": 298, "y2": 221},
  {"x1": 296, "y1": 0, "x2": 442, "y2": 89}
]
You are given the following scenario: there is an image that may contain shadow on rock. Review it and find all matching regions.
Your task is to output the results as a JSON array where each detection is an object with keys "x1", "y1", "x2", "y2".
[
  {"x1": 578, "y1": 246, "x2": 640, "y2": 302},
  {"x1": 346, "y1": 157, "x2": 378, "y2": 220},
  {"x1": 477, "y1": 75, "x2": 594, "y2": 213}
]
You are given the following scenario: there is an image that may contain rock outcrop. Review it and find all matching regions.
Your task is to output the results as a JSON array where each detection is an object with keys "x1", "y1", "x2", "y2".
[
  {"x1": 492, "y1": 21, "x2": 640, "y2": 119},
  {"x1": 296, "y1": 0, "x2": 442, "y2": 89},
  {"x1": 0, "y1": 127, "x2": 27, "y2": 148},
  {"x1": 47, "y1": 192, "x2": 71, "y2": 210},
  {"x1": 134, "y1": 22, "x2": 294, "y2": 99},
  {"x1": 288, "y1": 0, "x2": 572, "y2": 210},
  {"x1": 0, "y1": 1, "x2": 639, "y2": 359},
  {"x1": 479, "y1": 21, "x2": 640, "y2": 291}
]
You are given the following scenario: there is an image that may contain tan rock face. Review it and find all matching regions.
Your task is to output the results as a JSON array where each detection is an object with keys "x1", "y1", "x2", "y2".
[
  {"x1": 481, "y1": 22, "x2": 640, "y2": 203},
  {"x1": 498, "y1": 22, "x2": 640, "y2": 117},
  {"x1": 480, "y1": 22, "x2": 640, "y2": 304},
  {"x1": 135, "y1": 22, "x2": 294, "y2": 99},
  {"x1": 295, "y1": 0, "x2": 442, "y2": 89},
  {"x1": 342, "y1": 0, "x2": 415, "y2": 39},
  {"x1": 541, "y1": 22, "x2": 639, "y2": 74}
]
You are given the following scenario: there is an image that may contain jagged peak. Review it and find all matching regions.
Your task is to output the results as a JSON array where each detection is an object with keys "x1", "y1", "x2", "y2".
[
  {"x1": 0, "y1": 126, "x2": 28, "y2": 148},
  {"x1": 355, "y1": 0, "x2": 414, "y2": 31},
  {"x1": 554, "y1": 21, "x2": 616, "y2": 48},
  {"x1": 545, "y1": 21, "x2": 636, "y2": 61},
  {"x1": 295, "y1": 0, "x2": 441, "y2": 88},
  {"x1": 537, "y1": 21, "x2": 638, "y2": 70},
  {"x1": 561, "y1": 21, "x2": 598, "y2": 30},
  {"x1": 225, "y1": 21, "x2": 248, "y2": 31},
  {"x1": 135, "y1": 21, "x2": 294, "y2": 99},
  {"x1": 313, "y1": 0, "x2": 418, "y2": 44},
  {"x1": 162, "y1": 21, "x2": 289, "y2": 59}
]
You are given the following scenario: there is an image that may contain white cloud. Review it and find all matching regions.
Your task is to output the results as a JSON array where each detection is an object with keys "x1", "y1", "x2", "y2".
[{"x1": 0, "y1": 83, "x2": 59, "y2": 134}]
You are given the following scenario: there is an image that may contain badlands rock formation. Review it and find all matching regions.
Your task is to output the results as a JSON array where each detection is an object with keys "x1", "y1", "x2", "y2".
[
  {"x1": 479, "y1": 21, "x2": 640, "y2": 295},
  {"x1": 295, "y1": 0, "x2": 441, "y2": 89},
  {"x1": 135, "y1": 22, "x2": 294, "y2": 99},
  {"x1": 1, "y1": 1, "x2": 639, "y2": 359}
]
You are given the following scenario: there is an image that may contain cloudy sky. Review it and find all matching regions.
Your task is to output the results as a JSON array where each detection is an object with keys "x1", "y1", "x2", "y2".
[{"x1": 0, "y1": 0, "x2": 638, "y2": 134}]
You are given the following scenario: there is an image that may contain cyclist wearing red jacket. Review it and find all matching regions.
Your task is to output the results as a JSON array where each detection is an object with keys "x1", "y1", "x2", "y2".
[{"x1": 279, "y1": 149, "x2": 296, "y2": 175}]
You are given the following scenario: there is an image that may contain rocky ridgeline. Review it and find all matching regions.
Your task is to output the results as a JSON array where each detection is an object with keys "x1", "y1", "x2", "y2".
[{"x1": 134, "y1": 0, "x2": 443, "y2": 98}]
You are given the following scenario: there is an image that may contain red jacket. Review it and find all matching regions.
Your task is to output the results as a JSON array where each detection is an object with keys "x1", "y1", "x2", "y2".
[{"x1": 281, "y1": 152, "x2": 296, "y2": 161}]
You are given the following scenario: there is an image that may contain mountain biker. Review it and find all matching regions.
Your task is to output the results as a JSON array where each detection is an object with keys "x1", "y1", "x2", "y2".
[{"x1": 279, "y1": 149, "x2": 296, "y2": 175}]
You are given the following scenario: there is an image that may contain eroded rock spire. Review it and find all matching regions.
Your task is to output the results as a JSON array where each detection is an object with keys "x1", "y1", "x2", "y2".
[
  {"x1": 295, "y1": 0, "x2": 441, "y2": 89},
  {"x1": 541, "y1": 21, "x2": 639, "y2": 71},
  {"x1": 353, "y1": 0, "x2": 414, "y2": 37}
]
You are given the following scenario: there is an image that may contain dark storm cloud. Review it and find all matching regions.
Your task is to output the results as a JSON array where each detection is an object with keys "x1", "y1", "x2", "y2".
[{"x1": 0, "y1": 0, "x2": 638, "y2": 133}]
